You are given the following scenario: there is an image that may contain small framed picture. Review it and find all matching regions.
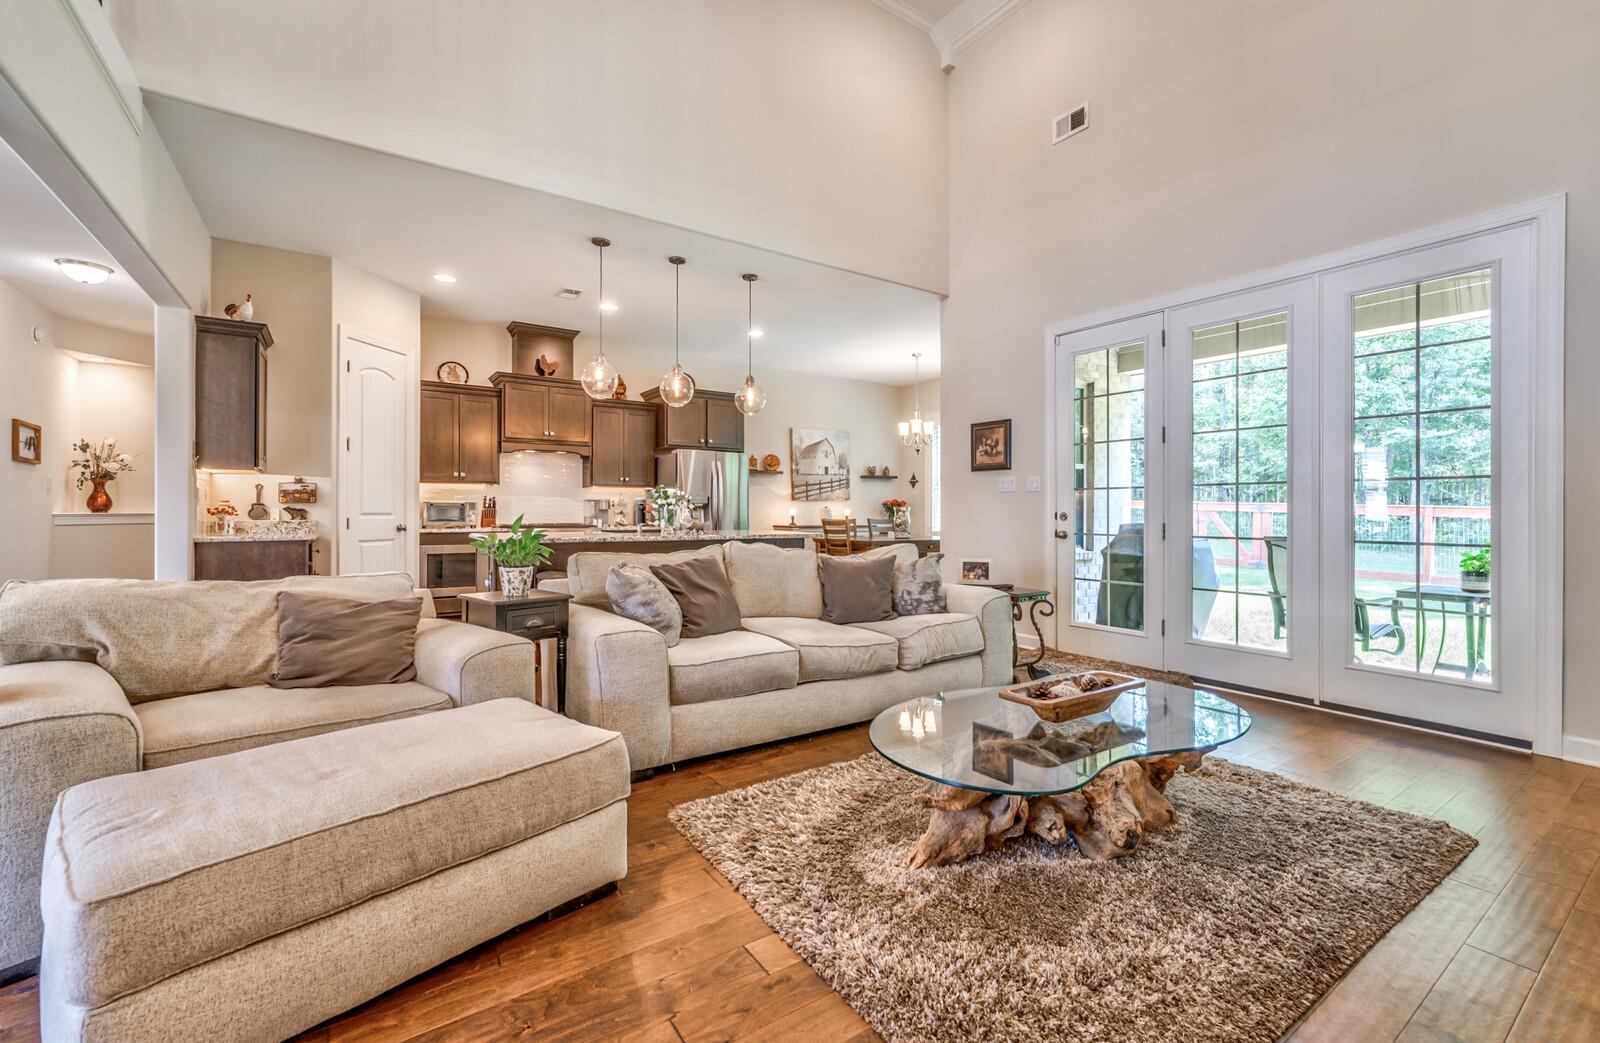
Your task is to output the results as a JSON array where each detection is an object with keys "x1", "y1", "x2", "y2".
[
  {"x1": 436, "y1": 360, "x2": 470, "y2": 384},
  {"x1": 970, "y1": 418, "x2": 1012, "y2": 471},
  {"x1": 11, "y1": 419, "x2": 41, "y2": 465},
  {"x1": 960, "y1": 559, "x2": 991, "y2": 582}
]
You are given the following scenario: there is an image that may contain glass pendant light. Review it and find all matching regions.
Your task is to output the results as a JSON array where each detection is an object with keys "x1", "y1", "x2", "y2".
[
  {"x1": 658, "y1": 256, "x2": 696, "y2": 407},
  {"x1": 579, "y1": 236, "x2": 620, "y2": 400},
  {"x1": 735, "y1": 273, "x2": 767, "y2": 416},
  {"x1": 898, "y1": 352, "x2": 933, "y2": 453}
]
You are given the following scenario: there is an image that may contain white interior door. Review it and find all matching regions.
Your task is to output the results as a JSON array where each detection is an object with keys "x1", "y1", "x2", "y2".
[
  {"x1": 338, "y1": 326, "x2": 416, "y2": 577},
  {"x1": 1318, "y1": 226, "x2": 1535, "y2": 743},
  {"x1": 1165, "y1": 280, "x2": 1319, "y2": 698},
  {"x1": 1053, "y1": 314, "x2": 1165, "y2": 666}
]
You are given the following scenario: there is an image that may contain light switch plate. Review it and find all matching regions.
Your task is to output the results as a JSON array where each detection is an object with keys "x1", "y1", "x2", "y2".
[
  {"x1": 997, "y1": 476, "x2": 1017, "y2": 493},
  {"x1": 1026, "y1": 475, "x2": 1041, "y2": 492}
]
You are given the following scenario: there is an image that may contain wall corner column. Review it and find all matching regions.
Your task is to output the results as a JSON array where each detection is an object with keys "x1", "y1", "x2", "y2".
[{"x1": 153, "y1": 305, "x2": 194, "y2": 579}]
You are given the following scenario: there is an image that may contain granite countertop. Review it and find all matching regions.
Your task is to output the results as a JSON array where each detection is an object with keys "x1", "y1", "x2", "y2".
[{"x1": 194, "y1": 520, "x2": 319, "y2": 543}]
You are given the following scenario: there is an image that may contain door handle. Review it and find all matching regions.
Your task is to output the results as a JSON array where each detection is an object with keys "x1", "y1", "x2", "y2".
[
  {"x1": 1054, "y1": 529, "x2": 1069, "y2": 540},
  {"x1": 396, "y1": 523, "x2": 409, "y2": 532}
]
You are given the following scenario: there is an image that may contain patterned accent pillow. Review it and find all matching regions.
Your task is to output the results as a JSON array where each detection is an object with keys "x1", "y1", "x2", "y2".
[
  {"x1": 893, "y1": 553, "x2": 947, "y2": 616},
  {"x1": 606, "y1": 563, "x2": 683, "y2": 646}
]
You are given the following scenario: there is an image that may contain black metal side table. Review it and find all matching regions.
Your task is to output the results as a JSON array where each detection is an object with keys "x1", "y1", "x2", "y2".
[
  {"x1": 968, "y1": 583, "x2": 1056, "y2": 679},
  {"x1": 459, "y1": 590, "x2": 572, "y2": 713}
]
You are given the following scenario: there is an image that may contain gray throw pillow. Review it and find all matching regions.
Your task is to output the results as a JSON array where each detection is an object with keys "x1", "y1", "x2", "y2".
[
  {"x1": 269, "y1": 592, "x2": 421, "y2": 689},
  {"x1": 606, "y1": 563, "x2": 683, "y2": 646},
  {"x1": 818, "y1": 555, "x2": 897, "y2": 625},
  {"x1": 650, "y1": 555, "x2": 743, "y2": 639},
  {"x1": 893, "y1": 553, "x2": 947, "y2": 615}
]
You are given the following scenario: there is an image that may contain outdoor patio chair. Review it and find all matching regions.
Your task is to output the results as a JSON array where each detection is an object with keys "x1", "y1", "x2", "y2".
[{"x1": 1264, "y1": 537, "x2": 1406, "y2": 653}]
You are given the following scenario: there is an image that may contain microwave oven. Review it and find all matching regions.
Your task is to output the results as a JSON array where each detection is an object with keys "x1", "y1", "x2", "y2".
[{"x1": 421, "y1": 499, "x2": 479, "y2": 528}]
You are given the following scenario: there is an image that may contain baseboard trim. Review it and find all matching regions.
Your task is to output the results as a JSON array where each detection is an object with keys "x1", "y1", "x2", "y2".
[
  {"x1": 1562, "y1": 734, "x2": 1600, "y2": 768},
  {"x1": 0, "y1": 956, "x2": 38, "y2": 988}
]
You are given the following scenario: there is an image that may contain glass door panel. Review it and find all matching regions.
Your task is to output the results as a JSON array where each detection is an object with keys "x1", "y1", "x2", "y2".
[
  {"x1": 1054, "y1": 314, "x2": 1164, "y2": 666},
  {"x1": 1350, "y1": 270, "x2": 1494, "y2": 682},
  {"x1": 1320, "y1": 226, "x2": 1534, "y2": 743},
  {"x1": 1166, "y1": 281, "x2": 1318, "y2": 698}
]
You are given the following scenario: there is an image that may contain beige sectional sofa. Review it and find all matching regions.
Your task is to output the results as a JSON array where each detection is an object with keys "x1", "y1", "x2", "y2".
[
  {"x1": 0, "y1": 572, "x2": 544, "y2": 978},
  {"x1": 558, "y1": 541, "x2": 1013, "y2": 771}
]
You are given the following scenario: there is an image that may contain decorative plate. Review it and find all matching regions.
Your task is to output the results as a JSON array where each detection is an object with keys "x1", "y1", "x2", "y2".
[
  {"x1": 436, "y1": 360, "x2": 470, "y2": 384},
  {"x1": 762, "y1": 453, "x2": 782, "y2": 472}
]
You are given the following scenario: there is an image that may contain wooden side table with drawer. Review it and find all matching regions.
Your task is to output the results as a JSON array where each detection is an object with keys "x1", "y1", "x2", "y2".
[{"x1": 459, "y1": 590, "x2": 572, "y2": 713}]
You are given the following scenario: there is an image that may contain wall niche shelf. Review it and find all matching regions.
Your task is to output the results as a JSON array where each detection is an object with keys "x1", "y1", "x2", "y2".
[{"x1": 749, "y1": 469, "x2": 785, "y2": 476}]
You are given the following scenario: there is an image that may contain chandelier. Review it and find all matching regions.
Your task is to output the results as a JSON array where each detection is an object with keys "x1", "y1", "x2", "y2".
[{"x1": 898, "y1": 352, "x2": 933, "y2": 453}]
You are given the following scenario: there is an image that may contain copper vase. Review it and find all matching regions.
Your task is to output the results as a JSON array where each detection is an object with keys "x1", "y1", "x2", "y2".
[{"x1": 86, "y1": 478, "x2": 112, "y2": 513}]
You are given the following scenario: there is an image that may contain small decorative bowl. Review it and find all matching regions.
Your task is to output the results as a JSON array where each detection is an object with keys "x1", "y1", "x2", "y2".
[{"x1": 997, "y1": 670, "x2": 1144, "y2": 723}]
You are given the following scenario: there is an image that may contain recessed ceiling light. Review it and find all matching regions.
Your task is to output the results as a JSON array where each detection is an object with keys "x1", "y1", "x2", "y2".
[
  {"x1": 598, "y1": 301, "x2": 619, "y2": 313},
  {"x1": 432, "y1": 273, "x2": 457, "y2": 283},
  {"x1": 55, "y1": 258, "x2": 114, "y2": 285},
  {"x1": 748, "y1": 328, "x2": 765, "y2": 339}
]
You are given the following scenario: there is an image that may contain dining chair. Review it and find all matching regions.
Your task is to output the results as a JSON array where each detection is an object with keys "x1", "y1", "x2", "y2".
[
  {"x1": 867, "y1": 518, "x2": 893, "y2": 537},
  {"x1": 820, "y1": 517, "x2": 858, "y2": 556}
]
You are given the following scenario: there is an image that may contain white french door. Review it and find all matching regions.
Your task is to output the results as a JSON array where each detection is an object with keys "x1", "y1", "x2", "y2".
[
  {"x1": 1050, "y1": 212, "x2": 1553, "y2": 748},
  {"x1": 1165, "y1": 281, "x2": 1319, "y2": 698},
  {"x1": 1053, "y1": 314, "x2": 1165, "y2": 667},
  {"x1": 1318, "y1": 227, "x2": 1535, "y2": 742}
]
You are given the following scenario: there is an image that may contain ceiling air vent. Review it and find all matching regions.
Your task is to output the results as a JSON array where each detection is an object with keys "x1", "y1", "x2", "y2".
[
  {"x1": 1052, "y1": 103, "x2": 1088, "y2": 145},
  {"x1": 555, "y1": 288, "x2": 583, "y2": 300}
]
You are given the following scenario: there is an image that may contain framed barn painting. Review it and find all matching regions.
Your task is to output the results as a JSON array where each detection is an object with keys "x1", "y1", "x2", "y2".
[
  {"x1": 970, "y1": 419, "x2": 1012, "y2": 471},
  {"x1": 791, "y1": 428, "x2": 850, "y2": 502}
]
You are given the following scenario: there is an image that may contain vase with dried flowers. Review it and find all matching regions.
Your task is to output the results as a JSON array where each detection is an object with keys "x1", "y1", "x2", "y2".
[{"x1": 71, "y1": 438, "x2": 135, "y2": 513}]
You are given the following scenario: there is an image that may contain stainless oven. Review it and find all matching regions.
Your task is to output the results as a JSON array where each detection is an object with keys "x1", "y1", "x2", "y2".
[
  {"x1": 421, "y1": 499, "x2": 478, "y2": 529},
  {"x1": 419, "y1": 537, "x2": 492, "y2": 617}
]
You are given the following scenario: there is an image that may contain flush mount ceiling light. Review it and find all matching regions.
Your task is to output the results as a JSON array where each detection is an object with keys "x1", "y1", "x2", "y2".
[
  {"x1": 899, "y1": 352, "x2": 933, "y2": 453},
  {"x1": 734, "y1": 273, "x2": 767, "y2": 416},
  {"x1": 579, "y1": 237, "x2": 621, "y2": 400},
  {"x1": 658, "y1": 256, "x2": 696, "y2": 408},
  {"x1": 54, "y1": 258, "x2": 114, "y2": 285},
  {"x1": 431, "y1": 273, "x2": 457, "y2": 283}
]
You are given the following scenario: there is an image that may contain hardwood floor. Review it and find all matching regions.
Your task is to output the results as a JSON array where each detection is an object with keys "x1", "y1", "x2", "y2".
[{"x1": 2, "y1": 693, "x2": 1598, "y2": 1042}]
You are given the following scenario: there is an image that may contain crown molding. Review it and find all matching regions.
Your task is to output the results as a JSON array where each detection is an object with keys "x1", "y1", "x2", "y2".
[
  {"x1": 929, "y1": 0, "x2": 1031, "y2": 69},
  {"x1": 867, "y1": 0, "x2": 936, "y2": 32},
  {"x1": 869, "y1": 0, "x2": 1032, "y2": 69}
]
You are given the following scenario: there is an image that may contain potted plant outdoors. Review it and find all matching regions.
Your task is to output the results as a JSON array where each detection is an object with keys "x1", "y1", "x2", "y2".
[
  {"x1": 71, "y1": 437, "x2": 136, "y2": 513},
  {"x1": 470, "y1": 515, "x2": 553, "y2": 598},
  {"x1": 1460, "y1": 548, "x2": 1491, "y2": 594}
]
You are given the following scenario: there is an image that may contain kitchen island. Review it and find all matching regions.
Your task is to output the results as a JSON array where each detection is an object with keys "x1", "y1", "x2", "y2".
[{"x1": 527, "y1": 529, "x2": 806, "y2": 569}]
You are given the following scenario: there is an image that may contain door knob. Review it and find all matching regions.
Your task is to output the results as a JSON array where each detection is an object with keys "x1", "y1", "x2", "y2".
[
  {"x1": 396, "y1": 523, "x2": 408, "y2": 532},
  {"x1": 1054, "y1": 529, "x2": 1069, "y2": 540}
]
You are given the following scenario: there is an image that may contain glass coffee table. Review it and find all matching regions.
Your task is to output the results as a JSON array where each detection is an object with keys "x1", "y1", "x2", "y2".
[{"x1": 870, "y1": 681, "x2": 1251, "y2": 867}]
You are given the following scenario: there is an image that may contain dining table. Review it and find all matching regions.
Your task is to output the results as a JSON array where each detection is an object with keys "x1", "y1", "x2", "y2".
[{"x1": 808, "y1": 534, "x2": 941, "y2": 557}]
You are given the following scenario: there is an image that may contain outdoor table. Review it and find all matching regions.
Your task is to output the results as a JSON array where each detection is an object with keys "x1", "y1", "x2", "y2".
[{"x1": 1395, "y1": 584, "x2": 1491, "y2": 681}]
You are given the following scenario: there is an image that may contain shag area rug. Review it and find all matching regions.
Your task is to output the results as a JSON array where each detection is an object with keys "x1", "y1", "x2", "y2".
[{"x1": 670, "y1": 754, "x2": 1476, "y2": 1043}]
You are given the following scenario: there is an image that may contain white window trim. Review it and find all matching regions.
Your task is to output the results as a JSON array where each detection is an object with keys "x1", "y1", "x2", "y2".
[{"x1": 1040, "y1": 195, "x2": 1566, "y2": 757}]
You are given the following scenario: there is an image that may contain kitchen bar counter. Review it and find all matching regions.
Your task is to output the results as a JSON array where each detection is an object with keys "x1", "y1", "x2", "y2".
[{"x1": 422, "y1": 526, "x2": 801, "y2": 544}]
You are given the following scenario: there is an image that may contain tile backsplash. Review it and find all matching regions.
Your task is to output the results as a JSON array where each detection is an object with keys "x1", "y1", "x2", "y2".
[{"x1": 421, "y1": 451, "x2": 587, "y2": 525}]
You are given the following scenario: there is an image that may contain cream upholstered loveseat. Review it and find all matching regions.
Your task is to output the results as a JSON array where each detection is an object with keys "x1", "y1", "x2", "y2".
[
  {"x1": 0, "y1": 572, "x2": 539, "y2": 978},
  {"x1": 556, "y1": 541, "x2": 1013, "y2": 772}
]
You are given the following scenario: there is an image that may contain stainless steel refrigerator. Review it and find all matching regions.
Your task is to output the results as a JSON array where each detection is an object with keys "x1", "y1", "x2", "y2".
[{"x1": 657, "y1": 450, "x2": 749, "y2": 531}]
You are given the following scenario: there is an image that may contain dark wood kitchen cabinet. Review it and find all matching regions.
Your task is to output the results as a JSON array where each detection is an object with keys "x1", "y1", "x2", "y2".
[
  {"x1": 490, "y1": 372, "x2": 592, "y2": 452},
  {"x1": 421, "y1": 381, "x2": 500, "y2": 483},
  {"x1": 194, "y1": 539, "x2": 311, "y2": 580},
  {"x1": 640, "y1": 388, "x2": 744, "y2": 453},
  {"x1": 589, "y1": 401, "x2": 657, "y2": 486},
  {"x1": 195, "y1": 316, "x2": 271, "y2": 470}
]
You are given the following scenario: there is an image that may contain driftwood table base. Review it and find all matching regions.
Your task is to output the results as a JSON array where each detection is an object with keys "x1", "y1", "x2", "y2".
[{"x1": 904, "y1": 748, "x2": 1213, "y2": 868}]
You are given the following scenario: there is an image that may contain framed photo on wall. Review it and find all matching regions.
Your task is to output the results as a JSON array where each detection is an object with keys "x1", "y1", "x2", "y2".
[
  {"x1": 970, "y1": 418, "x2": 1012, "y2": 471},
  {"x1": 11, "y1": 419, "x2": 41, "y2": 465}
]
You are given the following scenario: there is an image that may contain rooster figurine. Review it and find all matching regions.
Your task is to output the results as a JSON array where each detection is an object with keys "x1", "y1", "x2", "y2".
[{"x1": 237, "y1": 293, "x2": 254, "y2": 321}]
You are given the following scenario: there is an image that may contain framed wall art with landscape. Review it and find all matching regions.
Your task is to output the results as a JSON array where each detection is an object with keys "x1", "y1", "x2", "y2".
[
  {"x1": 791, "y1": 427, "x2": 851, "y2": 501},
  {"x1": 11, "y1": 419, "x2": 41, "y2": 465},
  {"x1": 970, "y1": 418, "x2": 1012, "y2": 471}
]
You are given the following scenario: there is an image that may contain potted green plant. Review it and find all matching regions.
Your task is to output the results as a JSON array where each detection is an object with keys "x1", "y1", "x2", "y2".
[
  {"x1": 470, "y1": 515, "x2": 553, "y2": 597},
  {"x1": 1460, "y1": 547, "x2": 1490, "y2": 594}
]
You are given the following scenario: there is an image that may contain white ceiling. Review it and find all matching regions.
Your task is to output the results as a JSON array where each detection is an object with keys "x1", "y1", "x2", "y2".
[
  {"x1": 147, "y1": 97, "x2": 942, "y2": 387},
  {"x1": 894, "y1": 0, "x2": 965, "y2": 23},
  {"x1": 0, "y1": 140, "x2": 153, "y2": 334}
]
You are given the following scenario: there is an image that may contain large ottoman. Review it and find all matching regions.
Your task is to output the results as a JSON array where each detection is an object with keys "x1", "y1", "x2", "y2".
[{"x1": 38, "y1": 698, "x2": 629, "y2": 1042}]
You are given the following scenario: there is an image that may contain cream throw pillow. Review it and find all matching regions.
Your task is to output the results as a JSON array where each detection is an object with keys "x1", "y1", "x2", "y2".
[{"x1": 893, "y1": 553, "x2": 948, "y2": 615}]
